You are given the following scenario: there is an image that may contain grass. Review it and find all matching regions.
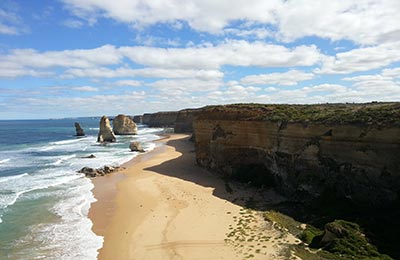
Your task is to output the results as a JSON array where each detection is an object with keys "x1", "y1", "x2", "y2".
[{"x1": 196, "y1": 102, "x2": 400, "y2": 126}]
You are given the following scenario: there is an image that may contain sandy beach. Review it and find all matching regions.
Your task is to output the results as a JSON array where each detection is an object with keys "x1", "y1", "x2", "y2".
[{"x1": 89, "y1": 134, "x2": 300, "y2": 260}]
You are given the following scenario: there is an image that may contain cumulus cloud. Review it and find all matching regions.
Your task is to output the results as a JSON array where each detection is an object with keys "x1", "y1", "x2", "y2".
[
  {"x1": 276, "y1": 0, "x2": 400, "y2": 45},
  {"x1": 240, "y1": 70, "x2": 314, "y2": 86},
  {"x1": 0, "y1": 45, "x2": 122, "y2": 75},
  {"x1": 316, "y1": 42, "x2": 400, "y2": 74},
  {"x1": 61, "y1": 0, "x2": 400, "y2": 45},
  {"x1": 61, "y1": 0, "x2": 279, "y2": 33},
  {"x1": 120, "y1": 40, "x2": 322, "y2": 69},
  {"x1": 0, "y1": 41, "x2": 321, "y2": 79}
]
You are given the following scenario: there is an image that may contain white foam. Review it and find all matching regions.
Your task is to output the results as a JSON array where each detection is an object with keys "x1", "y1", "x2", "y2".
[
  {"x1": 0, "y1": 173, "x2": 82, "y2": 210},
  {"x1": 52, "y1": 154, "x2": 77, "y2": 166},
  {"x1": 0, "y1": 158, "x2": 10, "y2": 164},
  {"x1": 50, "y1": 138, "x2": 86, "y2": 145},
  {"x1": 0, "y1": 173, "x2": 29, "y2": 183}
]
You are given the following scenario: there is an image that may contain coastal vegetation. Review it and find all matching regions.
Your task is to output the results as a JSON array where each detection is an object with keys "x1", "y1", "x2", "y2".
[{"x1": 197, "y1": 102, "x2": 400, "y2": 126}]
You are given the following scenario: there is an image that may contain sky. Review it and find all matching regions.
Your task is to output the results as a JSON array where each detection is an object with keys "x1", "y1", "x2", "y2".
[{"x1": 0, "y1": 0, "x2": 399, "y2": 119}]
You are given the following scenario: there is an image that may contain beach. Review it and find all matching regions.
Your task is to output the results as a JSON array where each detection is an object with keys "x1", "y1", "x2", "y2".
[{"x1": 89, "y1": 134, "x2": 300, "y2": 260}]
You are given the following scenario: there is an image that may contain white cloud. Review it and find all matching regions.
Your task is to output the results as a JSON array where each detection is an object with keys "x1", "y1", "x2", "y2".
[
  {"x1": 61, "y1": 0, "x2": 400, "y2": 45},
  {"x1": 63, "y1": 67, "x2": 223, "y2": 80},
  {"x1": 276, "y1": 0, "x2": 400, "y2": 45},
  {"x1": 120, "y1": 40, "x2": 322, "y2": 70},
  {"x1": 0, "y1": 8, "x2": 25, "y2": 35},
  {"x1": 382, "y1": 67, "x2": 400, "y2": 78},
  {"x1": 240, "y1": 70, "x2": 314, "y2": 86},
  {"x1": 72, "y1": 86, "x2": 98, "y2": 92},
  {"x1": 61, "y1": 0, "x2": 279, "y2": 33},
  {"x1": 63, "y1": 19, "x2": 84, "y2": 28},
  {"x1": 0, "y1": 41, "x2": 320, "y2": 79},
  {"x1": 316, "y1": 42, "x2": 400, "y2": 74},
  {"x1": 148, "y1": 78, "x2": 222, "y2": 92},
  {"x1": 0, "y1": 45, "x2": 122, "y2": 71},
  {"x1": 224, "y1": 28, "x2": 271, "y2": 39},
  {"x1": 114, "y1": 79, "x2": 142, "y2": 87}
]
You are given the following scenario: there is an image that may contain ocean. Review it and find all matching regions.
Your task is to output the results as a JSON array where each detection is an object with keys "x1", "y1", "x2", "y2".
[{"x1": 0, "y1": 118, "x2": 164, "y2": 260}]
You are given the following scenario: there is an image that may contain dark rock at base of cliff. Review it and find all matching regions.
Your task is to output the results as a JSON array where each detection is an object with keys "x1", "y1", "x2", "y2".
[
  {"x1": 97, "y1": 116, "x2": 117, "y2": 143},
  {"x1": 129, "y1": 141, "x2": 145, "y2": 152},
  {"x1": 81, "y1": 154, "x2": 96, "y2": 159},
  {"x1": 74, "y1": 122, "x2": 85, "y2": 136},
  {"x1": 133, "y1": 115, "x2": 143, "y2": 124},
  {"x1": 78, "y1": 165, "x2": 124, "y2": 177}
]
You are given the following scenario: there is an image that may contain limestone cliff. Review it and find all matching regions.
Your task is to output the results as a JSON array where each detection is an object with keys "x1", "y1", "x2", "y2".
[
  {"x1": 174, "y1": 108, "x2": 203, "y2": 133},
  {"x1": 141, "y1": 108, "x2": 202, "y2": 133},
  {"x1": 193, "y1": 103, "x2": 400, "y2": 207},
  {"x1": 97, "y1": 116, "x2": 117, "y2": 143},
  {"x1": 142, "y1": 111, "x2": 178, "y2": 127},
  {"x1": 113, "y1": 114, "x2": 137, "y2": 135}
]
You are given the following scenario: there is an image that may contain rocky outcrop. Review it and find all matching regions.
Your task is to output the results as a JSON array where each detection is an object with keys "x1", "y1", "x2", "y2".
[
  {"x1": 74, "y1": 122, "x2": 85, "y2": 136},
  {"x1": 193, "y1": 103, "x2": 400, "y2": 207},
  {"x1": 113, "y1": 114, "x2": 137, "y2": 135},
  {"x1": 129, "y1": 141, "x2": 145, "y2": 152},
  {"x1": 97, "y1": 116, "x2": 117, "y2": 143},
  {"x1": 133, "y1": 115, "x2": 143, "y2": 124},
  {"x1": 78, "y1": 165, "x2": 123, "y2": 177}
]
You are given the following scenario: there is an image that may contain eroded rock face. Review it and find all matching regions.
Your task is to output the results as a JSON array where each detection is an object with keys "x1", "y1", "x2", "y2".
[
  {"x1": 74, "y1": 122, "x2": 85, "y2": 136},
  {"x1": 193, "y1": 103, "x2": 400, "y2": 207},
  {"x1": 113, "y1": 114, "x2": 137, "y2": 135},
  {"x1": 129, "y1": 141, "x2": 145, "y2": 152},
  {"x1": 97, "y1": 116, "x2": 116, "y2": 143}
]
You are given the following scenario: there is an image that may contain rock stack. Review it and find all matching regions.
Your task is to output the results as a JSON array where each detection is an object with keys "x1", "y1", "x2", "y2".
[
  {"x1": 97, "y1": 116, "x2": 116, "y2": 143},
  {"x1": 113, "y1": 114, "x2": 138, "y2": 135},
  {"x1": 74, "y1": 122, "x2": 85, "y2": 136}
]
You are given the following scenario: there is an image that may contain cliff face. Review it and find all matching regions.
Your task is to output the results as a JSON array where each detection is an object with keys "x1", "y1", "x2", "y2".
[
  {"x1": 174, "y1": 109, "x2": 203, "y2": 133},
  {"x1": 194, "y1": 103, "x2": 400, "y2": 207},
  {"x1": 141, "y1": 108, "x2": 203, "y2": 133},
  {"x1": 142, "y1": 111, "x2": 178, "y2": 127}
]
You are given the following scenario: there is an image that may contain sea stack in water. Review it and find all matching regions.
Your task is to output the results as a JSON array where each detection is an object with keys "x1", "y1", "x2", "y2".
[
  {"x1": 74, "y1": 122, "x2": 85, "y2": 136},
  {"x1": 97, "y1": 116, "x2": 116, "y2": 143},
  {"x1": 113, "y1": 114, "x2": 138, "y2": 135}
]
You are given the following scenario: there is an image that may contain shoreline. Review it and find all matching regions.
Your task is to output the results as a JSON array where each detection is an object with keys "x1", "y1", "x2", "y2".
[{"x1": 89, "y1": 133, "x2": 300, "y2": 259}]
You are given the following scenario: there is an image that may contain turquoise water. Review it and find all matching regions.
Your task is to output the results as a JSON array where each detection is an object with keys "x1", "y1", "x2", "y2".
[{"x1": 0, "y1": 118, "x2": 163, "y2": 259}]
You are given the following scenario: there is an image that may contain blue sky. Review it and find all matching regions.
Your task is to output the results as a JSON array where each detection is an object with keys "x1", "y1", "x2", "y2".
[{"x1": 0, "y1": 0, "x2": 399, "y2": 119}]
